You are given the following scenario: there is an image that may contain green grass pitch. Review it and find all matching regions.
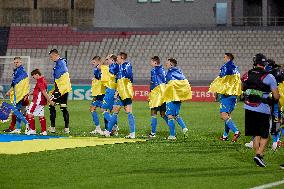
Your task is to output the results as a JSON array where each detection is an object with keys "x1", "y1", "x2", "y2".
[{"x1": 0, "y1": 101, "x2": 284, "y2": 189}]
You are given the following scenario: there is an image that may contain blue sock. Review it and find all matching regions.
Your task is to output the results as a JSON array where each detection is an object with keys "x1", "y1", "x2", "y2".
[
  {"x1": 175, "y1": 115, "x2": 186, "y2": 129},
  {"x1": 128, "y1": 112, "x2": 135, "y2": 133},
  {"x1": 168, "y1": 118, "x2": 175, "y2": 136},
  {"x1": 272, "y1": 134, "x2": 278, "y2": 143},
  {"x1": 163, "y1": 116, "x2": 168, "y2": 125},
  {"x1": 23, "y1": 118, "x2": 28, "y2": 125},
  {"x1": 223, "y1": 122, "x2": 230, "y2": 137},
  {"x1": 16, "y1": 119, "x2": 21, "y2": 129},
  {"x1": 272, "y1": 132, "x2": 280, "y2": 143},
  {"x1": 92, "y1": 111, "x2": 100, "y2": 126},
  {"x1": 225, "y1": 118, "x2": 238, "y2": 133},
  {"x1": 103, "y1": 111, "x2": 111, "y2": 122},
  {"x1": 107, "y1": 113, "x2": 118, "y2": 132},
  {"x1": 280, "y1": 127, "x2": 284, "y2": 136},
  {"x1": 151, "y1": 116, "x2": 157, "y2": 134},
  {"x1": 12, "y1": 107, "x2": 28, "y2": 125},
  {"x1": 273, "y1": 103, "x2": 279, "y2": 118}
]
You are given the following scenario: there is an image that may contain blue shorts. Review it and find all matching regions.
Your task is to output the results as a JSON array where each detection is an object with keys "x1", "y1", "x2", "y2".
[
  {"x1": 101, "y1": 88, "x2": 116, "y2": 110},
  {"x1": 166, "y1": 101, "x2": 181, "y2": 116},
  {"x1": 114, "y1": 96, "x2": 132, "y2": 107},
  {"x1": 272, "y1": 102, "x2": 281, "y2": 118},
  {"x1": 91, "y1": 95, "x2": 104, "y2": 108},
  {"x1": 219, "y1": 96, "x2": 237, "y2": 113},
  {"x1": 0, "y1": 102, "x2": 12, "y2": 120}
]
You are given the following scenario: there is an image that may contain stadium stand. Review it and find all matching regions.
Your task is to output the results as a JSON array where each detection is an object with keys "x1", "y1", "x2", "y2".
[{"x1": 3, "y1": 24, "x2": 284, "y2": 85}]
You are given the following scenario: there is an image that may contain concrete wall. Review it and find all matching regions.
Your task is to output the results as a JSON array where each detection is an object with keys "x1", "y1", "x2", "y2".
[{"x1": 94, "y1": 0, "x2": 233, "y2": 28}]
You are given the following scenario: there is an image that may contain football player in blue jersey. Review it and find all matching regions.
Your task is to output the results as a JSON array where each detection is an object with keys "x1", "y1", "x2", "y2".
[
  {"x1": 89, "y1": 56, "x2": 105, "y2": 135},
  {"x1": 104, "y1": 52, "x2": 136, "y2": 138},
  {"x1": 148, "y1": 56, "x2": 168, "y2": 138}
]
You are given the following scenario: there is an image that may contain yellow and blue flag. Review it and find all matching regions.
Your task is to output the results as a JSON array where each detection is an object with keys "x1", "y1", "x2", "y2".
[
  {"x1": 9, "y1": 65, "x2": 29, "y2": 103},
  {"x1": 163, "y1": 67, "x2": 192, "y2": 103},
  {"x1": 278, "y1": 81, "x2": 284, "y2": 107},
  {"x1": 53, "y1": 58, "x2": 72, "y2": 95},
  {"x1": 117, "y1": 78, "x2": 134, "y2": 100},
  {"x1": 149, "y1": 65, "x2": 167, "y2": 108},
  {"x1": 149, "y1": 84, "x2": 166, "y2": 108},
  {"x1": 100, "y1": 64, "x2": 117, "y2": 90},
  {"x1": 91, "y1": 65, "x2": 106, "y2": 97},
  {"x1": 92, "y1": 79, "x2": 106, "y2": 97},
  {"x1": 209, "y1": 60, "x2": 242, "y2": 96},
  {"x1": 117, "y1": 62, "x2": 134, "y2": 100}
]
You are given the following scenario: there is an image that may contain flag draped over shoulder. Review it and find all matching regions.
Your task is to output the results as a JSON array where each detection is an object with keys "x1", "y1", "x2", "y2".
[
  {"x1": 53, "y1": 58, "x2": 72, "y2": 95},
  {"x1": 148, "y1": 66, "x2": 167, "y2": 108},
  {"x1": 164, "y1": 80, "x2": 192, "y2": 102},
  {"x1": 149, "y1": 84, "x2": 166, "y2": 108},
  {"x1": 163, "y1": 67, "x2": 192, "y2": 103},
  {"x1": 278, "y1": 81, "x2": 284, "y2": 107},
  {"x1": 92, "y1": 78, "x2": 106, "y2": 96},
  {"x1": 91, "y1": 65, "x2": 105, "y2": 97},
  {"x1": 10, "y1": 65, "x2": 29, "y2": 103},
  {"x1": 117, "y1": 62, "x2": 134, "y2": 100},
  {"x1": 209, "y1": 60, "x2": 242, "y2": 96},
  {"x1": 116, "y1": 61, "x2": 134, "y2": 100},
  {"x1": 117, "y1": 78, "x2": 134, "y2": 100},
  {"x1": 100, "y1": 65, "x2": 116, "y2": 89}
]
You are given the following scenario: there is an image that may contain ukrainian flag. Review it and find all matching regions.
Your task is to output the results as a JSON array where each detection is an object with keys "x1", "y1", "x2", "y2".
[
  {"x1": 149, "y1": 84, "x2": 166, "y2": 108},
  {"x1": 209, "y1": 61, "x2": 242, "y2": 96},
  {"x1": 100, "y1": 65, "x2": 116, "y2": 89},
  {"x1": 117, "y1": 78, "x2": 134, "y2": 100},
  {"x1": 10, "y1": 69, "x2": 29, "y2": 103},
  {"x1": 54, "y1": 65, "x2": 72, "y2": 95},
  {"x1": 278, "y1": 81, "x2": 284, "y2": 107},
  {"x1": 164, "y1": 79, "x2": 192, "y2": 103},
  {"x1": 92, "y1": 78, "x2": 106, "y2": 97}
]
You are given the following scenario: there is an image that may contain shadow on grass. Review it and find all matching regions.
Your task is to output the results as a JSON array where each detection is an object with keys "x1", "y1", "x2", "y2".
[{"x1": 116, "y1": 166, "x2": 268, "y2": 178}]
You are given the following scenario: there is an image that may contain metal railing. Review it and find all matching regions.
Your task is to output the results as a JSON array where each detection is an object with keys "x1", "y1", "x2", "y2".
[
  {"x1": 267, "y1": 17, "x2": 284, "y2": 26},
  {"x1": 232, "y1": 16, "x2": 284, "y2": 26}
]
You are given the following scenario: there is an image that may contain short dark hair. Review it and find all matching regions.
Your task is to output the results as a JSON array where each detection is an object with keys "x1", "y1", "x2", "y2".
[
  {"x1": 92, "y1": 56, "x2": 101, "y2": 61},
  {"x1": 225, "y1": 53, "x2": 234, "y2": 61},
  {"x1": 31, "y1": 69, "x2": 42, "y2": 76},
  {"x1": 168, "y1": 58, "x2": 177, "y2": 67},
  {"x1": 14, "y1": 56, "x2": 21, "y2": 60},
  {"x1": 109, "y1": 54, "x2": 117, "y2": 62},
  {"x1": 253, "y1": 53, "x2": 267, "y2": 66},
  {"x1": 151, "y1": 56, "x2": 160, "y2": 64},
  {"x1": 49, "y1": 49, "x2": 59, "y2": 55},
  {"x1": 118, "y1": 52, "x2": 127, "y2": 60}
]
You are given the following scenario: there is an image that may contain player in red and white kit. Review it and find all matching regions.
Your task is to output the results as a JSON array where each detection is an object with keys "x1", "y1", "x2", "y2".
[{"x1": 26, "y1": 69, "x2": 54, "y2": 135}]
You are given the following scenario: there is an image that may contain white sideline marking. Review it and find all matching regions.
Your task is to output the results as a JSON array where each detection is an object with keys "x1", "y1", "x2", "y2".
[{"x1": 250, "y1": 179, "x2": 284, "y2": 189}]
